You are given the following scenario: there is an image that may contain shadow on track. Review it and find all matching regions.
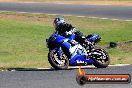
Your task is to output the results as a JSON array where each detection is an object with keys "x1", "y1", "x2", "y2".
[{"x1": 6, "y1": 67, "x2": 98, "y2": 71}]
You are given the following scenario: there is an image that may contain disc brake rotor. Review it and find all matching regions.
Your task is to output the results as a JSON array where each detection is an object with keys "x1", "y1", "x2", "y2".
[
  {"x1": 52, "y1": 51, "x2": 66, "y2": 66},
  {"x1": 92, "y1": 49, "x2": 107, "y2": 61}
]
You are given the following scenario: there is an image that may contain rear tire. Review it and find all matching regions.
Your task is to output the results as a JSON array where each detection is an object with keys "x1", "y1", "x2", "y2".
[
  {"x1": 92, "y1": 47, "x2": 110, "y2": 68},
  {"x1": 48, "y1": 49, "x2": 69, "y2": 70}
]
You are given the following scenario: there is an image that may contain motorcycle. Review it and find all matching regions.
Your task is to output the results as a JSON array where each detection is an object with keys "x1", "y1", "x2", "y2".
[{"x1": 46, "y1": 32, "x2": 110, "y2": 70}]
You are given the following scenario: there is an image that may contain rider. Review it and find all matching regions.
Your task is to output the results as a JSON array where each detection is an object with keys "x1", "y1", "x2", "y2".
[{"x1": 53, "y1": 17, "x2": 90, "y2": 46}]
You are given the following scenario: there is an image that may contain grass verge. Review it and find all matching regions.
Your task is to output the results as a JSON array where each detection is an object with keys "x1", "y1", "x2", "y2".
[{"x1": 0, "y1": 12, "x2": 131, "y2": 69}]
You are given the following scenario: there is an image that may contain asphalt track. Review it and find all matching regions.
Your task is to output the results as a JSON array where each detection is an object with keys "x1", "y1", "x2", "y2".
[
  {"x1": 0, "y1": 65, "x2": 132, "y2": 88},
  {"x1": 0, "y1": 2, "x2": 132, "y2": 88},
  {"x1": 0, "y1": 2, "x2": 132, "y2": 20}
]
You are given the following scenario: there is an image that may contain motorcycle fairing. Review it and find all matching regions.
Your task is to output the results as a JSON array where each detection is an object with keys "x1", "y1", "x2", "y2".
[{"x1": 48, "y1": 33, "x2": 95, "y2": 66}]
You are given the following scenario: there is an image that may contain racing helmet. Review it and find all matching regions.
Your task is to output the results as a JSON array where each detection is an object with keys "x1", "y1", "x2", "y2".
[{"x1": 53, "y1": 17, "x2": 65, "y2": 26}]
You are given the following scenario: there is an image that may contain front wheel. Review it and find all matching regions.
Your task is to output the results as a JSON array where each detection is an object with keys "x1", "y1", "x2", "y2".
[
  {"x1": 48, "y1": 49, "x2": 69, "y2": 70},
  {"x1": 91, "y1": 47, "x2": 110, "y2": 68}
]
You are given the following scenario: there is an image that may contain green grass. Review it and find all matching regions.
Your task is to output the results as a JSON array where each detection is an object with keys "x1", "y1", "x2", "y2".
[
  {"x1": 66, "y1": 17, "x2": 132, "y2": 43},
  {"x1": 0, "y1": 19, "x2": 53, "y2": 68},
  {"x1": 0, "y1": 12, "x2": 132, "y2": 69}
]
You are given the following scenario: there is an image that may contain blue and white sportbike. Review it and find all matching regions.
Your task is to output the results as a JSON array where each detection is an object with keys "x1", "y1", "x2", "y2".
[{"x1": 46, "y1": 32, "x2": 110, "y2": 70}]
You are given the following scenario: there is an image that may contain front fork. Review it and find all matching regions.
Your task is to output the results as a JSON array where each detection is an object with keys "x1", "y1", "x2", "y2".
[
  {"x1": 85, "y1": 43, "x2": 98, "y2": 63},
  {"x1": 54, "y1": 48, "x2": 62, "y2": 58}
]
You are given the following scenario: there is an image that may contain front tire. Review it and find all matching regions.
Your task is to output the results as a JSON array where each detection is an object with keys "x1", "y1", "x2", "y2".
[
  {"x1": 48, "y1": 49, "x2": 69, "y2": 70},
  {"x1": 91, "y1": 47, "x2": 110, "y2": 68}
]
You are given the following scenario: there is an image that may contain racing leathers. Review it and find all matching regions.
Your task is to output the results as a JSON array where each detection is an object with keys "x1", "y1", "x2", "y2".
[{"x1": 55, "y1": 23, "x2": 90, "y2": 46}]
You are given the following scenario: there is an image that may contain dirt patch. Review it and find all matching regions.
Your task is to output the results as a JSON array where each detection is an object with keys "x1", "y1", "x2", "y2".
[
  {"x1": 0, "y1": 12, "x2": 54, "y2": 25},
  {"x1": 117, "y1": 41, "x2": 132, "y2": 52}
]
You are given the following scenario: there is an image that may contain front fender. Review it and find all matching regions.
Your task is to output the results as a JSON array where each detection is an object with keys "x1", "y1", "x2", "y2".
[{"x1": 87, "y1": 34, "x2": 101, "y2": 43}]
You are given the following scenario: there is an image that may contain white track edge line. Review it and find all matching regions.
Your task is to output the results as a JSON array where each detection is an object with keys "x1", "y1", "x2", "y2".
[{"x1": 37, "y1": 64, "x2": 131, "y2": 69}]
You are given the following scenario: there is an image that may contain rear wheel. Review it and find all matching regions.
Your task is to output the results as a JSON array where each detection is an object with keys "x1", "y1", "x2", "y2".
[
  {"x1": 48, "y1": 49, "x2": 69, "y2": 70},
  {"x1": 91, "y1": 47, "x2": 110, "y2": 68}
]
